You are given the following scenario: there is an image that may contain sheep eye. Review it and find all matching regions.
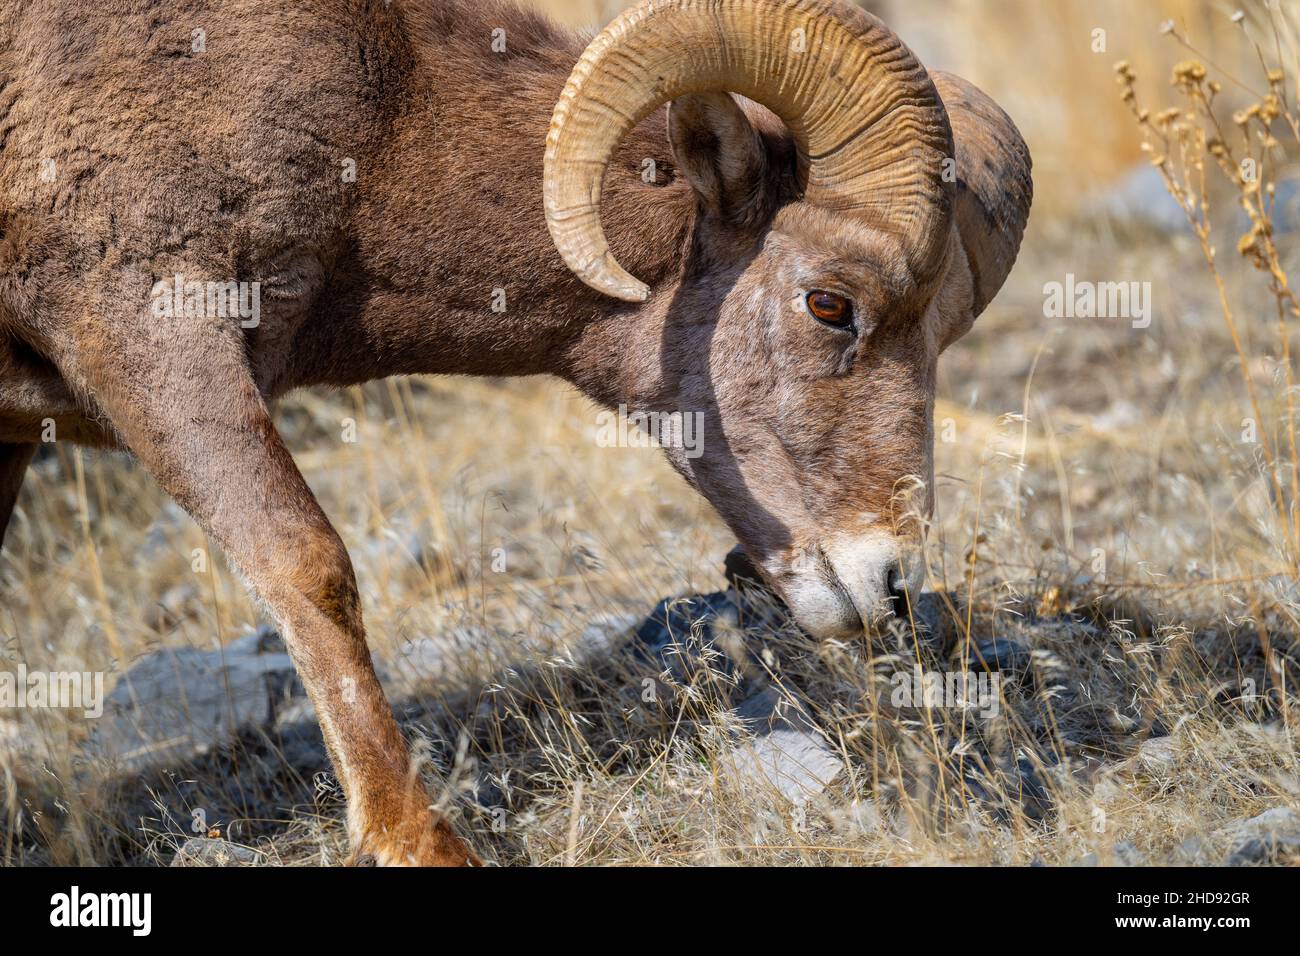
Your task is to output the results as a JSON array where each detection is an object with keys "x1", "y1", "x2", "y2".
[{"x1": 806, "y1": 290, "x2": 852, "y2": 327}]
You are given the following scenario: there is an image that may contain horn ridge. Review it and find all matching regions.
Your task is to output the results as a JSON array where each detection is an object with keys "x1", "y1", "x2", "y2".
[{"x1": 543, "y1": 0, "x2": 954, "y2": 302}]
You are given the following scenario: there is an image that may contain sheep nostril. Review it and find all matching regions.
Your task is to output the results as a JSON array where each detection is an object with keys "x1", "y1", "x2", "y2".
[{"x1": 886, "y1": 562, "x2": 907, "y2": 617}]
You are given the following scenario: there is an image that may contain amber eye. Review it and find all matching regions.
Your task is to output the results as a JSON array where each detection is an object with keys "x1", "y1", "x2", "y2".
[{"x1": 806, "y1": 290, "x2": 853, "y2": 327}]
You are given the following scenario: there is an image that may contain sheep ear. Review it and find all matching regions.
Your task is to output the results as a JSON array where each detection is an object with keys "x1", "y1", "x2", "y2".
[
  {"x1": 668, "y1": 92, "x2": 767, "y2": 222},
  {"x1": 931, "y1": 72, "x2": 1033, "y2": 348}
]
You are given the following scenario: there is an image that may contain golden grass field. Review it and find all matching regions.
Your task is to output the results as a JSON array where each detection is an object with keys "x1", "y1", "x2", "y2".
[{"x1": 2, "y1": 0, "x2": 1299, "y2": 866}]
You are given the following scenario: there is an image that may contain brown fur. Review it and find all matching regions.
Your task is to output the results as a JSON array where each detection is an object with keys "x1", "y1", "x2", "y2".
[{"x1": 0, "y1": 0, "x2": 1029, "y2": 864}]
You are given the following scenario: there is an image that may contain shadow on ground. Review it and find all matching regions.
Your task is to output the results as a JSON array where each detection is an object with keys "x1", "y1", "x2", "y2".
[{"x1": 5, "y1": 566, "x2": 1297, "y2": 867}]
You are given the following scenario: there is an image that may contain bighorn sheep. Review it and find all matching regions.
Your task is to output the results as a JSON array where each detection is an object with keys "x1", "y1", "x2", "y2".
[{"x1": 0, "y1": 0, "x2": 1031, "y2": 865}]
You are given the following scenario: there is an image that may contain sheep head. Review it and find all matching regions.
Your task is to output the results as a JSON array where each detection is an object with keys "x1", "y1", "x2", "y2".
[{"x1": 545, "y1": 0, "x2": 1032, "y2": 637}]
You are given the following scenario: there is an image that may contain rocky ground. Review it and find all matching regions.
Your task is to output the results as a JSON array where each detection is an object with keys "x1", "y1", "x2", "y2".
[{"x1": 6, "y1": 547, "x2": 1296, "y2": 866}]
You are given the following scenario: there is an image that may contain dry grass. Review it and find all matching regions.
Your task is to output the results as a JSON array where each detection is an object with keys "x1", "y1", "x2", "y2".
[{"x1": 2, "y1": 0, "x2": 1299, "y2": 866}]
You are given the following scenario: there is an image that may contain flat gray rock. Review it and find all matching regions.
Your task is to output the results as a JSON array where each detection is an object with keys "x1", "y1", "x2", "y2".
[
  {"x1": 86, "y1": 626, "x2": 301, "y2": 771},
  {"x1": 170, "y1": 837, "x2": 262, "y2": 867},
  {"x1": 725, "y1": 687, "x2": 843, "y2": 804},
  {"x1": 1220, "y1": 807, "x2": 1300, "y2": 865},
  {"x1": 630, "y1": 593, "x2": 843, "y2": 803}
]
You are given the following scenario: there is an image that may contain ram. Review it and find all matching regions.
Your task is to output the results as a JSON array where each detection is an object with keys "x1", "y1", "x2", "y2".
[{"x1": 0, "y1": 0, "x2": 1031, "y2": 865}]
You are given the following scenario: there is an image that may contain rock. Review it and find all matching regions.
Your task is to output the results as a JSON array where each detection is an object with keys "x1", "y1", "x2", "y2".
[
  {"x1": 86, "y1": 625, "x2": 302, "y2": 771},
  {"x1": 1133, "y1": 735, "x2": 1180, "y2": 774},
  {"x1": 1091, "y1": 776, "x2": 1123, "y2": 807},
  {"x1": 1112, "y1": 840, "x2": 1143, "y2": 866},
  {"x1": 1074, "y1": 841, "x2": 1140, "y2": 866},
  {"x1": 1096, "y1": 733, "x2": 1181, "y2": 785},
  {"x1": 1010, "y1": 755, "x2": 1053, "y2": 821},
  {"x1": 574, "y1": 611, "x2": 643, "y2": 657},
  {"x1": 140, "y1": 501, "x2": 189, "y2": 561},
  {"x1": 387, "y1": 636, "x2": 444, "y2": 686},
  {"x1": 959, "y1": 752, "x2": 1055, "y2": 822},
  {"x1": 908, "y1": 590, "x2": 945, "y2": 643},
  {"x1": 1220, "y1": 807, "x2": 1300, "y2": 865},
  {"x1": 724, "y1": 687, "x2": 844, "y2": 804},
  {"x1": 1172, "y1": 835, "x2": 1208, "y2": 864},
  {"x1": 623, "y1": 554, "x2": 960, "y2": 805},
  {"x1": 170, "y1": 837, "x2": 262, "y2": 867},
  {"x1": 631, "y1": 591, "x2": 752, "y2": 690},
  {"x1": 968, "y1": 637, "x2": 1031, "y2": 675},
  {"x1": 627, "y1": 588, "x2": 842, "y2": 803}
]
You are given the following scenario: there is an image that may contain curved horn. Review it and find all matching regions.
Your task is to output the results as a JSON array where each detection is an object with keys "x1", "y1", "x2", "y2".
[
  {"x1": 544, "y1": 0, "x2": 954, "y2": 302},
  {"x1": 931, "y1": 72, "x2": 1032, "y2": 316}
]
